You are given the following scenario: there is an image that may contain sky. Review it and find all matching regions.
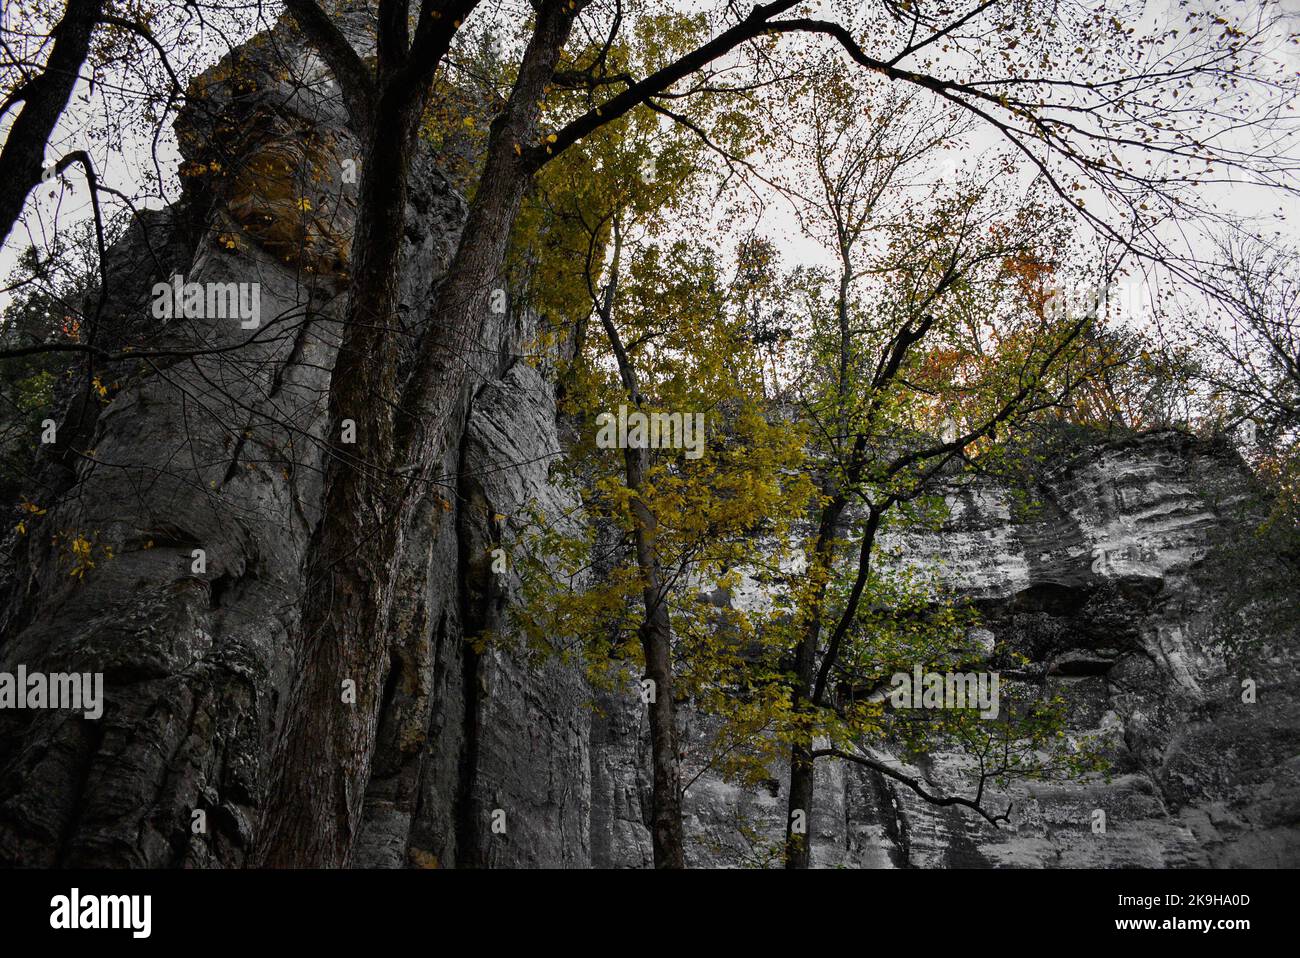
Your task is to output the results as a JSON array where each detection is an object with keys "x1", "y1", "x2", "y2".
[{"x1": 2, "y1": 0, "x2": 1298, "y2": 334}]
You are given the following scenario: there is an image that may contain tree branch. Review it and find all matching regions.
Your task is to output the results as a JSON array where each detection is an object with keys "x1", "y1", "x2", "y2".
[
  {"x1": 281, "y1": 0, "x2": 377, "y2": 134},
  {"x1": 810, "y1": 747, "x2": 1012, "y2": 826}
]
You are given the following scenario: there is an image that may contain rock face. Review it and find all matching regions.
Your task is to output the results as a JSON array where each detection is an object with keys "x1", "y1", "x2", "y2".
[
  {"x1": 788, "y1": 432, "x2": 1300, "y2": 869},
  {"x1": 0, "y1": 16, "x2": 1294, "y2": 869},
  {"x1": 368, "y1": 411, "x2": 1300, "y2": 869},
  {"x1": 357, "y1": 380, "x2": 1299, "y2": 869},
  {"x1": 353, "y1": 362, "x2": 593, "y2": 869},
  {"x1": 0, "y1": 14, "x2": 499, "y2": 867},
  {"x1": 0, "y1": 16, "x2": 365, "y2": 865}
]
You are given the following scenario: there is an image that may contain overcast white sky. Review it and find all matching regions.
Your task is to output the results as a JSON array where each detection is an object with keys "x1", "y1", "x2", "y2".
[{"x1": 3, "y1": 0, "x2": 1298, "y2": 330}]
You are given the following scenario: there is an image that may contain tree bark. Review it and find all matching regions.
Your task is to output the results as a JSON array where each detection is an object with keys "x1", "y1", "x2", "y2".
[
  {"x1": 631, "y1": 480, "x2": 686, "y2": 869},
  {"x1": 783, "y1": 499, "x2": 844, "y2": 869},
  {"x1": 256, "y1": 0, "x2": 578, "y2": 867},
  {"x1": 785, "y1": 233, "x2": 865, "y2": 868},
  {"x1": 0, "y1": 0, "x2": 105, "y2": 245},
  {"x1": 594, "y1": 217, "x2": 686, "y2": 868},
  {"x1": 253, "y1": 86, "x2": 421, "y2": 866}
]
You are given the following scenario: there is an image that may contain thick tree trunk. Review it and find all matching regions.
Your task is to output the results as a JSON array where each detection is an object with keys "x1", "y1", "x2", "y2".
[
  {"x1": 254, "y1": 92, "x2": 421, "y2": 866},
  {"x1": 256, "y1": 1, "x2": 578, "y2": 866}
]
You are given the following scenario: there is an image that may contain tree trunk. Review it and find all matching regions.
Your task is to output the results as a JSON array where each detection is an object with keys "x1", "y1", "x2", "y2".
[
  {"x1": 785, "y1": 250, "x2": 858, "y2": 868},
  {"x1": 256, "y1": 1, "x2": 578, "y2": 866},
  {"x1": 785, "y1": 742, "x2": 815, "y2": 869},
  {"x1": 595, "y1": 217, "x2": 686, "y2": 867},
  {"x1": 783, "y1": 499, "x2": 845, "y2": 868},
  {"x1": 628, "y1": 450, "x2": 686, "y2": 869},
  {"x1": 253, "y1": 89, "x2": 421, "y2": 866},
  {"x1": 0, "y1": 0, "x2": 104, "y2": 245}
]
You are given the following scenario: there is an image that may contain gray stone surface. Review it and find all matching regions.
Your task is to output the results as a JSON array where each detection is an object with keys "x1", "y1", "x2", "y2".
[
  {"x1": 640, "y1": 432, "x2": 1300, "y2": 869},
  {"x1": 0, "y1": 16, "x2": 1293, "y2": 870}
]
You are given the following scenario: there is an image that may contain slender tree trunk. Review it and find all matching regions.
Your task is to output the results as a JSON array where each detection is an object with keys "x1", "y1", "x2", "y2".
[
  {"x1": 785, "y1": 250, "x2": 857, "y2": 868},
  {"x1": 785, "y1": 742, "x2": 815, "y2": 868},
  {"x1": 628, "y1": 450, "x2": 686, "y2": 868},
  {"x1": 593, "y1": 217, "x2": 685, "y2": 867},
  {"x1": 0, "y1": 0, "x2": 104, "y2": 245},
  {"x1": 783, "y1": 503, "x2": 840, "y2": 869}
]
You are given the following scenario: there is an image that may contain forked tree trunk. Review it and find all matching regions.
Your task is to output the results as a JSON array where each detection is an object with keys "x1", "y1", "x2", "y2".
[
  {"x1": 256, "y1": 1, "x2": 578, "y2": 867},
  {"x1": 253, "y1": 91, "x2": 420, "y2": 866},
  {"x1": 785, "y1": 250, "x2": 859, "y2": 869}
]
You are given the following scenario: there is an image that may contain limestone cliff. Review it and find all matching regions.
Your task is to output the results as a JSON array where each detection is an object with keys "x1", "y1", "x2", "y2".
[
  {"x1": 0, "y1": 17, "x2": 1294, "y2": 869},
  {"x1": 656, "y1": 431, "x2": 1300, "y2": 868}
]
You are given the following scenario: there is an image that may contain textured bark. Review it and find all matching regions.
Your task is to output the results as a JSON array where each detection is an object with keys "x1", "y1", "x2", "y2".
[
  {"x1": 256, "y1": 1, "x2": 579, "y2": 866},
  {"x1": 253, "y1": 93, "x2": 422, "y2": 869}
]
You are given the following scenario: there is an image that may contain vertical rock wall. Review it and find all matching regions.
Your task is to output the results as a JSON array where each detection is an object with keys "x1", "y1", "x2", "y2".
[{"x1": 0, "y1": 17, "x2": 1293, "y2": 869}]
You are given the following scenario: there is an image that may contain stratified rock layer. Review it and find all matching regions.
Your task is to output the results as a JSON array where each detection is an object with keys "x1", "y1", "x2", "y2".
[
  {"x1": 0, "y1": 15, "x2": 1293, "y2": 869},
  {"x1": 641, "y1": 432, "x2": 1299, "y2": 868}
]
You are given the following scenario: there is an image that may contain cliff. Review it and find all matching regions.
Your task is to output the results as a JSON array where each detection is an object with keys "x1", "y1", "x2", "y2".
[
  {"x1": 0, "y1": 17, "x2": 1294, "y2": 868},
  {"x1": 435, "y1": 373, "x2": 1299, "y2": 869}
]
